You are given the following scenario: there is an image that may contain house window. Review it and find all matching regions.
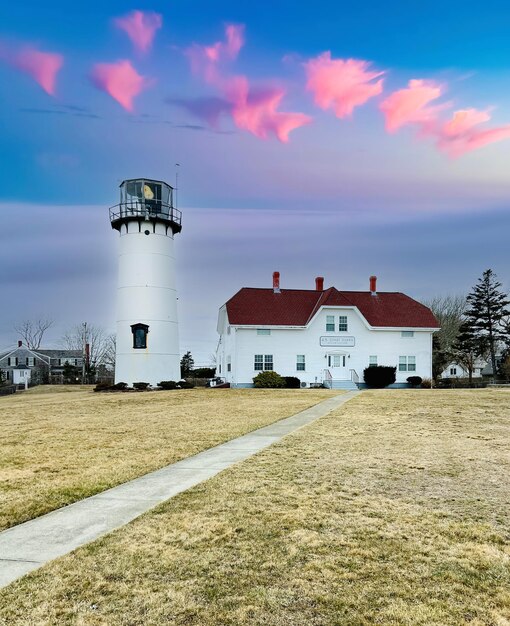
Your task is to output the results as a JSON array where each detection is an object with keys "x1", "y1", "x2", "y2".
[
  {"x1": 450, "y1": 367, "x2": 457, "y2": 375},
  {"x1": 296, "y1": 355, "x2": 305, "y2": 371},
  {"x1": 255, "y1": 354, "x2": 273, "y2": 371},
  {"x1": 131, "y1": 323, "x2": 149, "y2": 349},
  {"x1": 401, "y1": 331, "x2": 415, "y2": 338},
  {"x1": 338, "y1": 316, "x2": 348, "y2": 332},
  {"x1": 399, "y1": 356, "x2": 416, "y2": 372},
  {"x1": 326, "y1": 315, "x2": 335, "y2": 332},
  {"x1": 227, "y1": 356, "x2": 231, "y2": 372},
  {"x1": 27, "y1": 357, "x2": 35, "y2": 366},
  {"x1": 218, "y1": 364, "x2": 222, "y2": 374},
  {"x1": 369, "y1": 355, "x2": 378, "y2": 367},
  {"x1": 74, "y1": 359, "x2": 79, "y2": 366},
  {"x1": 257, "y1": 329, "x2": 271, "y2": 336},
  {"x1": 8, "y1": 357, "x2": 18, "y2": 366}
]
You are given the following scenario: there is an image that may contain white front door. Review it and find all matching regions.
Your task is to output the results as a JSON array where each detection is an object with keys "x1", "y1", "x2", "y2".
[{"x1": 328, "y1": 354, "x2": 348, "y2": 379}]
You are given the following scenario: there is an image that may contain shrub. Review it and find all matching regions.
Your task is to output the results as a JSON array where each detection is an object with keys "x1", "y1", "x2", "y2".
[
  {"x1": 253, "y1": 371, "x2": 285, "y2": 388},
  {"x1": 406, "y1": 376, "x2": 423, "y2": 387},
  {"x1": 133, "y1": 382, "x2": 150, "y2": 390},
  {"x1": 112, "y1": 382, "x2": 128, "y2": 391},
  {"x1": 179, "y1": 380, "x2": 195, "y2": 389},
  {"x1": 283, "y1": 376, "x2": 301, "y2": 389},
  {"x1": 93, "y1": 382, "x2": 111, "y2": 392},
  {"x1": 159, "y1": 380, "x2": 178, "y2": 390},
  {"x1": 421, "y1": 378, "x2": 432, "y2": 388},
  {"x1": 363, "y1": 365, "x2": 396, "y2": 388}
]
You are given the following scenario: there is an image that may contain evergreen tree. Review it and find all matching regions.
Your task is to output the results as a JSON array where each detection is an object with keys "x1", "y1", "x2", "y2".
[
  {"x1": 465, "y1": 270, "x2": 510, "y2": 377},
  {"x1": 180, "y1": 351, "x2": 194, "y2": 377},
  {"x1": 452, "y1": 322, "x2": 482, "y2": 385}
]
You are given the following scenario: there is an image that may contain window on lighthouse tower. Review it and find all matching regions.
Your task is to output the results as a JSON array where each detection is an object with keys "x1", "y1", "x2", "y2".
[{"x1": 131, "y1": 323, "x2": 149, "y2": 349}]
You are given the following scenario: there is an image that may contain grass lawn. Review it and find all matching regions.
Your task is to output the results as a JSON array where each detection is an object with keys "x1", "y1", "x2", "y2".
[
  {"x1": 0, "y1": 386, "x2": 338, "y2": 531},
  {"x1": 0, "y1": 389, "x2": 509, "y2": 625}
]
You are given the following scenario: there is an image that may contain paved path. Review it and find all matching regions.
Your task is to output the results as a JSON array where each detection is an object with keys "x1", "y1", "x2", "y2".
[{"x1": 0, "y1": 390, "x2": 359, "y2": 588}]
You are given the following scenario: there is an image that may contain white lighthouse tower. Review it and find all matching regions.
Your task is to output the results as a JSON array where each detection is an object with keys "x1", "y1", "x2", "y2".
[{"x1": 110, "y1": 178, "x2": 182, "y2": 386}]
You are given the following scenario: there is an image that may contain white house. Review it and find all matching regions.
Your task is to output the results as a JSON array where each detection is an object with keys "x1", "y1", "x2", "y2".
[
  {"x1": 0, "y1": 341, "x2": 83, "y2": 386},
  {"x1": 216, "y1": 273, "x2": 440, "y2": 389},
  {"x1": 440, "y1": 358, "x2": 486, "y2": 379}
]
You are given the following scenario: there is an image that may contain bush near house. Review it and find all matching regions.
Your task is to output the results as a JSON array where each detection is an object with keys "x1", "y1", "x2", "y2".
[
  {"x1": 179, "y1": 380, "x2": 195, "y2": 389},
  {"x1": 253, "y1": 371, "x2": 285, "y2": 388},
  {"x1": 283, "y1": 376, "x2": 301, "y2": 389},
  {"x1": 159, "y1": 380, "x2": 178, "y2": 390},
  {"x1": 406, "y1": 376, "x2": 423, "y2": 387},
  {"x1": 93, "y1": 382, "x2": 111, "y2": 392},
  {"x1": 133, "y1": 382, "x2": 150, "y2": 390},
  {"x1": 363, "y1": 365, "x2": 397, "y2": 388}
]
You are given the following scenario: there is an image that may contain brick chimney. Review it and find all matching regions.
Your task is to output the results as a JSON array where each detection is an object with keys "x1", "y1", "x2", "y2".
[
  {"x1": 18, "y1": 340, "x2": 22, "y2": 347},
  {"x1": 370, "y1": 275, "x2": 377, "y2": 295},
  {"x1": 273, "y1": 271, "x2": 281, "y2": 293},
  {"x1": 315, "y1": 276, "x2": 324, "y2": 291}
]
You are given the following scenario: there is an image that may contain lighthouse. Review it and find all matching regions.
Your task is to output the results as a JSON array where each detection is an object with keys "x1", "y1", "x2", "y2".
[{"x1": 109, "y1": 178, "x2": 182, "y2": 386}]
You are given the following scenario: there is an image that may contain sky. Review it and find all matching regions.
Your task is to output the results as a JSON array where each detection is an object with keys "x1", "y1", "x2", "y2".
[{"x1": 1, "y1": 0, "x2": 509, "y2": 362}]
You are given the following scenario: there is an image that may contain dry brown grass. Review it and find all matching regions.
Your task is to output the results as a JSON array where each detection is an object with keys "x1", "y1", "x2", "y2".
[
  {"x1": 0, "y1": 386, "x2": 337, "y2": 531},
  {"x1": 1, "y1": 389, "x2": 509, "y2": 624}
]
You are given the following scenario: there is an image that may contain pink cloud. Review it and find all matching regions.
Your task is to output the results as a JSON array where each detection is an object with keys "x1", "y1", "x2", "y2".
[
  {"x1": 90, "y1": 60, "x2": 151, "y2": 111},
  {"x1": 226, "y1": 76, "x2": 311, "y2": 142},
  {"x1": 304, "y1": 53, "x2": 384, "y2": 117},
  {"x1": 113, "y1": 10, "x2": 162, "y2": 54},
  {"x1": 185, "y1": 25, "x2": 309, "y2": 142},
  {"x1": 186, "y1": 24, "x2": 245, "y2": 84},
  {"x1": 0, "y1": 44, "x2": 63, "y2": 95},
  {"x1": 437, "y1": 108, "x2": 510, "y2": 157},
  {"x1": 379, "y1": 79, "x2": 445, "y2": 133}
]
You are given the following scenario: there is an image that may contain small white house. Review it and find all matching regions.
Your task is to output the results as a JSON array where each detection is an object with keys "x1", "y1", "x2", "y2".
[
  {"x1": 440, "y1": 358, "x2": 486, "y2": 379},
  {"x1": 216, "y1": 272, "x2": 439, "y2": 389}
]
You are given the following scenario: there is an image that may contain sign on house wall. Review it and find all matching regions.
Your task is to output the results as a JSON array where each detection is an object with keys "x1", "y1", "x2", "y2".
[{"x1": 319, "y1": 336, "x2": 356, "y2": 347}]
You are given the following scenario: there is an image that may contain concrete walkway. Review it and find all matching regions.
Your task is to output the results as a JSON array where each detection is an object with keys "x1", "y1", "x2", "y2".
[{"x1": 0, "y1": 390, "x2": 359, "y2": 589}]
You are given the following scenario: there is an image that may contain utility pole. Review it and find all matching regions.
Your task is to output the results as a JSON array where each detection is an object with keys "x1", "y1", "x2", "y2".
[{"x1": 82, "y1": 322, "x2": 87, "y2": 384}]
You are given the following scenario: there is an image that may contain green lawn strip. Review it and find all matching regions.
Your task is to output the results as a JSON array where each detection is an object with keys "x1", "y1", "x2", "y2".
[{"x1": 0, "y1": 389, "x2": 509, "y2": 625}]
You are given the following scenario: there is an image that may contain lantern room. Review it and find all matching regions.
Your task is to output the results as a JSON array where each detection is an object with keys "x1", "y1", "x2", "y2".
[{"x1": 109, "y1": 178, "x2": 182, "y2": 234}]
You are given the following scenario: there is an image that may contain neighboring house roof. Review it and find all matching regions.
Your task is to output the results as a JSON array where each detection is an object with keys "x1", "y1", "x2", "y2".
[
  {"x1": 37, "y1": 350, "x2": 82, "y2": 359},
  {"x1": 0, "y1": 347, "x2": 82, "y2": 366},
  {"x1": 225, "y1": 287, "x2": 440, "y2": 328}
]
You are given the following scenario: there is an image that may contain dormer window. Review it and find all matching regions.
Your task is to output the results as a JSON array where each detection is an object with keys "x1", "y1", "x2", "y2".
[{"x1": 131, "y1": 323, "x2": 149, "y2": 349}]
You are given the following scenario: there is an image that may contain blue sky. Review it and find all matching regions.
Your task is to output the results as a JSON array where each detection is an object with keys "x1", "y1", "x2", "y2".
[{"x1": 0, "y1": 0, "x2": 509, "y2": 360}]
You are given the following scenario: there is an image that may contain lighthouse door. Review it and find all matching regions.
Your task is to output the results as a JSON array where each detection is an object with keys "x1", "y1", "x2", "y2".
[{"x1": 328, "y1": 353, "x2": 348, "y2": 379}]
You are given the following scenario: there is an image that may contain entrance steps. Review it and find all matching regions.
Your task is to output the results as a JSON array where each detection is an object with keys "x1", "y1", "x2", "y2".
[{"x1": 331, "y1": 379, "x2": 359, "y2": 390}]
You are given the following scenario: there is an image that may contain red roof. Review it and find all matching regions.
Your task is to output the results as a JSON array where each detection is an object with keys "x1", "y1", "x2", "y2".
[{"x1": 225, "y1": 287, "x2": 439, "y2": 328}]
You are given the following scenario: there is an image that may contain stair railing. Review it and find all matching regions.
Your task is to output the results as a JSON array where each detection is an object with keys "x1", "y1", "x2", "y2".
[
  {"x1": 323, "y1": 369, "x2": 333, "y2": 389},
  {"x1": 350, "y1": 369, "x2": 359, "y2": 384}
]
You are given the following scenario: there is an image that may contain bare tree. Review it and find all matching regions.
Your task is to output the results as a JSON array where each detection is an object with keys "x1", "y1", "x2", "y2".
[
  {"x1": 61, "y1": 324, "x2": 110, "y2": 367},
  {"x1": 424, "y1": 294, "x2": 467, "y2": 352},
  {"x1": 14, "y1": 319, "x2": 54, "y2": 350},
  {"x1": 423, "y1": 294, "x2": 466, "y2": 379},
  {"x1": 102, "y1": 334, "x2": 116, "y2": 369}
]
